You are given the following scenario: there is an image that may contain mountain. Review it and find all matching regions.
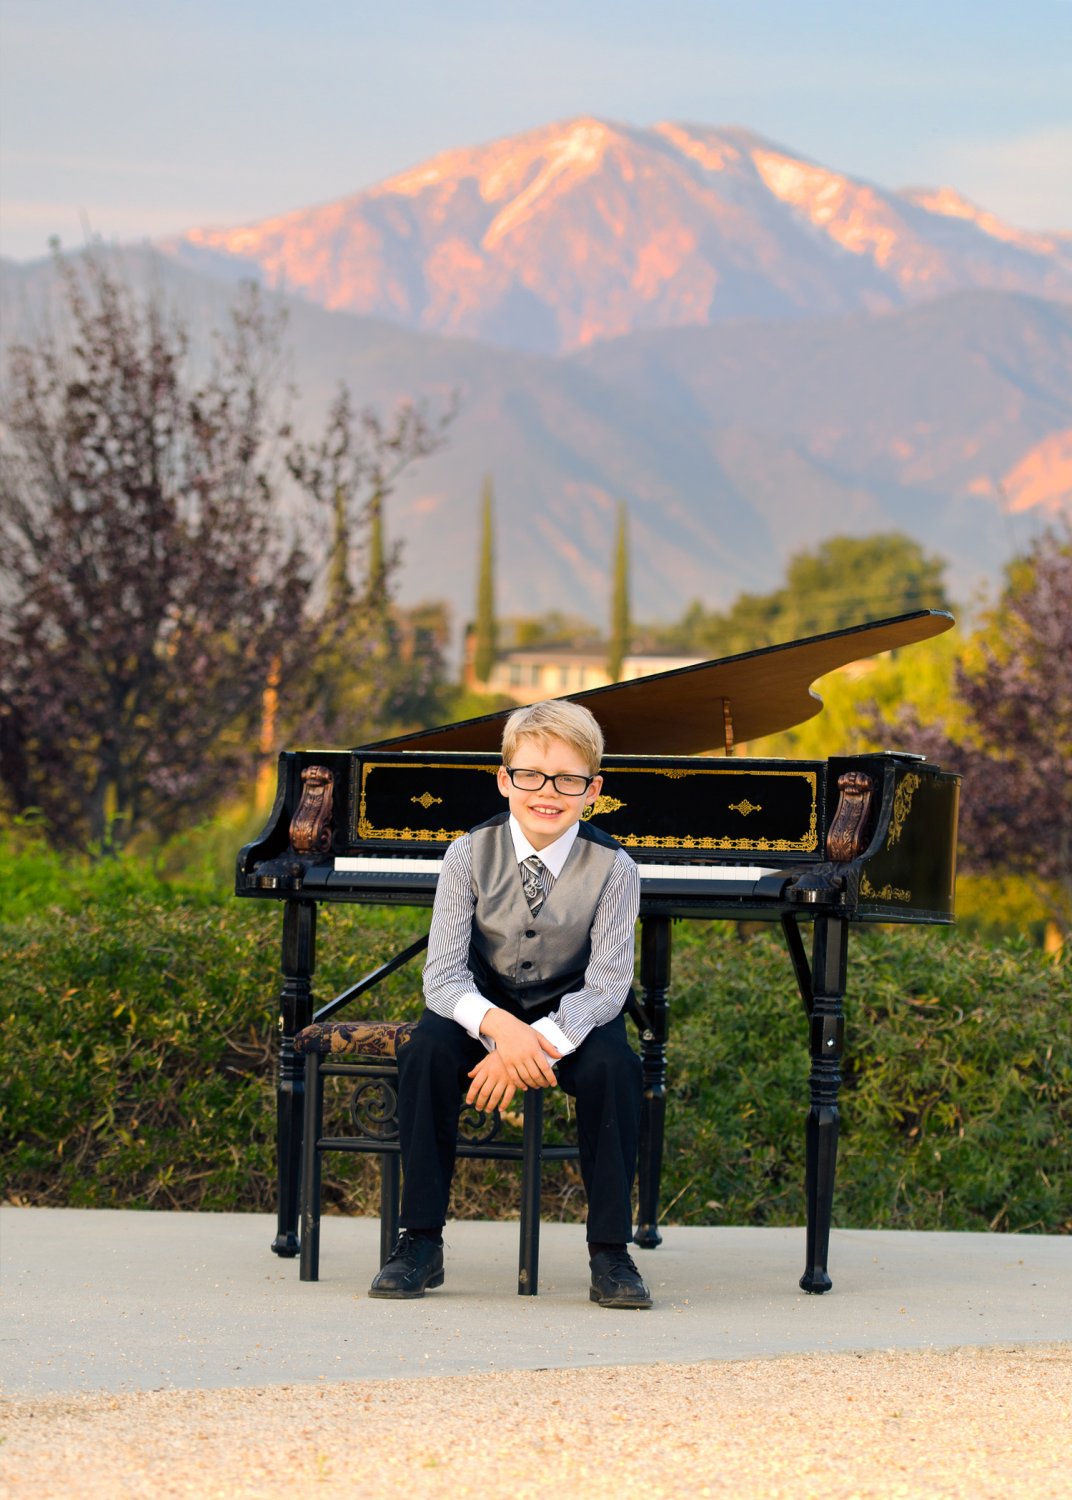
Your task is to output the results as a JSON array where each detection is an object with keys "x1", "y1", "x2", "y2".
[
  {"x1": 574, "y1": 290, "x2": 1072, "y2": 524},
  {"x1": 2, "y1": 263, "x2": 1069, "y2": 634},
  {"x1": 161, "y1": 117, "x2": 1072, "y2": 355}
]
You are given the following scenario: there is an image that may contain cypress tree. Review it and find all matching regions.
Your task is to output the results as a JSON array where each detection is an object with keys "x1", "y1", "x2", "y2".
[
  {"x1": 327, "y1": 484, "x2": 353, "y2": 612},
  {"x1": 367, "y1": 488, "x2": 387, "y2": 610},
  {"x1": 473, "y1": 477, "x2": 498, "y2": 684},
  {"x1": 607, "y1": 502, "x2": 631, "y2": 681}
]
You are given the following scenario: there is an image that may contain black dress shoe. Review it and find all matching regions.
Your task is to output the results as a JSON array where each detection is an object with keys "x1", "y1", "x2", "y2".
[
  {"x1": 368, "y1": 1231, "x2": 445, "y2": 1299},
  {"x1": 589, "y1": 1248, "x2": 652, "y2": 1309}
]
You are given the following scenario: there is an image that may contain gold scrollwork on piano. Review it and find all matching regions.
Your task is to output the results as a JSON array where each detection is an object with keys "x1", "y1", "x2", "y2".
[
  {"x1": 354, "y1": 758, "x2": 820, "y2": 853},
  {"x1": 356, "y1": 759, "x2": 496, "y2": 842},
  {"x1": 728, "y1": 799, "x2": 762, "y2": 816},
  {"x1": 861, "y1": 874, "x2": 912, "y2": 903},
  {"x1": 621, "y1": 832, "x2": 815, "y2": 853},
  {"x1": 602, "y1": 766, "x2": 818, "y2": 852},
  {"x1": 887, "y1": 772, "x2": 922, "y2": 847},
  {"x1": 366, "y1": 827, "x2": 463, "y2": 843}
]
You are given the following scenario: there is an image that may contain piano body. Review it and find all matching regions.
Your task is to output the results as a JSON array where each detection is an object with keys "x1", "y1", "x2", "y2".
[{"x1": 237, "y1": 610, "x2": 960, "y2": 1292}]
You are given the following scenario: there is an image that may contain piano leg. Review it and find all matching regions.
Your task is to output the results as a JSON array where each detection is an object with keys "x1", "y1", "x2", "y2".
[
  {"x1": 273, "y1": 898, "x2": 317, "y2": 1258},
  {"x1": 633, "y1": 915, "x2": 671, "y2": 1250},
  {"x1": 800, "y1": 914, "x2": 847, "y2": 1294}
]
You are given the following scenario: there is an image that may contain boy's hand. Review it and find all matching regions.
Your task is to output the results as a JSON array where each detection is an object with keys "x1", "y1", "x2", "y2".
[
  {"x1": 478, "y1": 1009, "x2": 560, "y2": 1090},
  {"x1": 465, "y1": 1051, "x2": 518, "y2": 1114},
  {"x1": 465, "y1": 1009, "x2": 561, "y2": 1110}
]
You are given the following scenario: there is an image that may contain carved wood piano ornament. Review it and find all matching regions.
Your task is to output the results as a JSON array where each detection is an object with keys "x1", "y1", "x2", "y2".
[{"x1": 238, "y1": 609, "x2": 960, "y2": 1293}]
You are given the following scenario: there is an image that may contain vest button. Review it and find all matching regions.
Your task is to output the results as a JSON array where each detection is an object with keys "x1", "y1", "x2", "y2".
[
  {"x1": 525, "y1": 929, "x2": 536, "y2": 938},
  {"x1": 521, "y1": 960, "x2": 534, "y2": 970}
]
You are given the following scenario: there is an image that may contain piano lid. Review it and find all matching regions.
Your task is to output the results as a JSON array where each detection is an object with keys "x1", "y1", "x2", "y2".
[{"x1": 366, "y1": 609, "x2": 955, "y2": 757}]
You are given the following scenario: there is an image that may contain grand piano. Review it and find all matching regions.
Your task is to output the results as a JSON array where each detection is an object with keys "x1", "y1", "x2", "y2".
[{"x1": 237, "y1": 609, "x2": 960, "y2": 1292}]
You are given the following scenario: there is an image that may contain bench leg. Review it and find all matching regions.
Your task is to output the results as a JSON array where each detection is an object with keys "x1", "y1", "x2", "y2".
[
  {"x1": 299, "y1": 1052, "x2": 323, "y2": 1281},
  {"x1": 518, "y1": 1089, "x2": 544, "y2": 1295}
]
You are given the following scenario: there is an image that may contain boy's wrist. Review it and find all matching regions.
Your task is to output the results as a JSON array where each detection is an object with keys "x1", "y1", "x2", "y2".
[
  {"x1": 479, "y1": 1007, "x2": 519, "y2": 1042},
  {"x1": 455, "y1": 993, "x2": 497, "y2": 1044},
  {"x1": 531, "y1": 1015, "x2": 575, "y2": 1057}
]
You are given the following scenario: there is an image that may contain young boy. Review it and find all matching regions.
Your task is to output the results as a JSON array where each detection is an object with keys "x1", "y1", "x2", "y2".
[{"x1": 369, "y1": 699, "x2": 650, "y2": 1308}]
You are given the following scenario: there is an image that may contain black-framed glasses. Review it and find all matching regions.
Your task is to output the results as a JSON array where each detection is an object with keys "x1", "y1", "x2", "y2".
[{"x1": 505, "y1": 766, "x2": 595, "y2": 796}]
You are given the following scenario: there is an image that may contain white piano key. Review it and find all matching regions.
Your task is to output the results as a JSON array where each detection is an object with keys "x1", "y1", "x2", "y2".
[
  {"x1": 335, "y1": 856, "x2": 444, "y2": 874},
  {"x1": 334, "y1": 855, "x2": 781, "y2": 883}
]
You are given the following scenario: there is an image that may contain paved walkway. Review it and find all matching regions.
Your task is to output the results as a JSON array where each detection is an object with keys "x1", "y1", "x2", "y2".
[{"x1": 2, "y1": 1208, "x2": 1069, "y2": 1394}]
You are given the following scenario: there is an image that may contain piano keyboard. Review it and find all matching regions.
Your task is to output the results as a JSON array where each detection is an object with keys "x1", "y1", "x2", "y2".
[{"x1": 320, "y1": 854, "x2": 788, "y2": 900}]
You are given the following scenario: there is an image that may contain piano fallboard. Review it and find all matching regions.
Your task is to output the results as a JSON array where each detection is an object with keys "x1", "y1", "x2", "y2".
[{"x1": 349, "y1": 750, "x2": 824, "y2": 858}]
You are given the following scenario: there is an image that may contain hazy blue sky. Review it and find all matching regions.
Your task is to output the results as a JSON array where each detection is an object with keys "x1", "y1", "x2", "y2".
[{"x1": 2, "y1": 0, "x2": 1070, "y2": 262}]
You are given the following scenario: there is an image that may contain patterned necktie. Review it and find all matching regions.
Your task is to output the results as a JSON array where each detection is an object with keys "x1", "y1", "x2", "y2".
[{"x1": 520, "y1": 855, "x2": 547, "y2": 917}]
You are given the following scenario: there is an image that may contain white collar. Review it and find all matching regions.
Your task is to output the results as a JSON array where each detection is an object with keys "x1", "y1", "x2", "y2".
[{"x1": 508, "y1": 815, "x2": 580, "y2": 879}]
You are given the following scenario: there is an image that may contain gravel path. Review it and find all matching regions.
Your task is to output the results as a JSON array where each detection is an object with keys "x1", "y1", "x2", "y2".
[{"x1": 2, "y1": 1343, "x2": 1068, "y2": 1499}]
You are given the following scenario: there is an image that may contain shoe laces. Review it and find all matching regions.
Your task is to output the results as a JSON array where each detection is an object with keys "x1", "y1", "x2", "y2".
[
  {"x1": 394, "y1": 1229, "x2": 440, "y2": 1254},
  {"x1": 597, "y1": 1247, "x2": 640, "y2": 1275}
]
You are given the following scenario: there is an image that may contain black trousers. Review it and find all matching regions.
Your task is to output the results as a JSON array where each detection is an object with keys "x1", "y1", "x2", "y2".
[{"x1": 395, "y1": 1008, "x2": 642, "y2": 1244}]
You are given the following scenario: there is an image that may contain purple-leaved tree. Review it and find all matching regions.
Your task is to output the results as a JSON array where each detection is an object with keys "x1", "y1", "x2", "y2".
[
  {"x1": 886, "y1": 524, "x2": 1072, "y2": 937},
  {"x1": 0, "y1": 252, "x2": 450, "y2": 852}
]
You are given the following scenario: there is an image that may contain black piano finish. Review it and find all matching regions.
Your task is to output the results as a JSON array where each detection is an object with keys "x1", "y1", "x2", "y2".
[
  {"x1": 239, "y1": 747, "x2": 957, "y2": 923},
  {"x1": 238, "y1": 739, "x2": 959, "y2": 1290},
  {"x1": 238, "y1": 611, "x2": 960, "y2": 1288}
]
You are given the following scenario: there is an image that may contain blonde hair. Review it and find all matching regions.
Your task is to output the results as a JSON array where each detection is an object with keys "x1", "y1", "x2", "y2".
[{"x1": 501, "y1": 700, "x2": 604, "y2": 775}]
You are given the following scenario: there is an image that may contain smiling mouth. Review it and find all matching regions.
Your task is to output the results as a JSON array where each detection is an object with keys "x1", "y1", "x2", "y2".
[{"x1": 529, "y1": 804, "x2": 563, "y2": 817}]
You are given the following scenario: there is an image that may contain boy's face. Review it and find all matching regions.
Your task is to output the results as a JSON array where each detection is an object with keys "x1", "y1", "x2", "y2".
[{"x1": 497, "y1": 733, "x2": 603, "y2": 851}]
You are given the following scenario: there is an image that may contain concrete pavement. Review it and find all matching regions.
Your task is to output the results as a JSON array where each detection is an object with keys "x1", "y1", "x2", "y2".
[{"x1": 1, "y1": 1207, "x2": 1069, "y2": 1395}]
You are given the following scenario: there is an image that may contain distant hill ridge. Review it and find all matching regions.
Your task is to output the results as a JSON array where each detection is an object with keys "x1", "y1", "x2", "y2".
[
  {"x1": 161, "y1": 116, "x2": 1072, "y2": 354},
  {"x1": 3, "y1": 107, "x2": 1070, "y2": 629}
]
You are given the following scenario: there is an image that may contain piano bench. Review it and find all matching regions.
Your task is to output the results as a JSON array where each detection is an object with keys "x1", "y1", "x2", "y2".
[{"x1": 294, "y1": 1019, "x2": 580, "y2": 1296}]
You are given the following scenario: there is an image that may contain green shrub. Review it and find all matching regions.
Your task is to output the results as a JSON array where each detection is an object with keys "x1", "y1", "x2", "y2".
[
  {"x1": 0, "y1": 820, "x2": 216, "y2": 922},
  {"x1": 2, "y1": 837, "x2": 1069, "y2": 1231},
  {"x1": 0, "y1": 834, "x2": 431, "y2": 1209},
  {"x1": 663, "y1": 923, "x2": 1070, "y2": 1233}
]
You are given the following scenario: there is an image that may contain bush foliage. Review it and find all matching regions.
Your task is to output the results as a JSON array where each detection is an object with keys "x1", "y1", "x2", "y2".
[{"x1": 2, "y1": 836, "x2": 1069, "y2": 1232}]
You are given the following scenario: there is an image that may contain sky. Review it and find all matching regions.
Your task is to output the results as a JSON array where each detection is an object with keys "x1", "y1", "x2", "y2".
[{"x1": 2, "y1": 0, "x2": 1071, "y2": 263}]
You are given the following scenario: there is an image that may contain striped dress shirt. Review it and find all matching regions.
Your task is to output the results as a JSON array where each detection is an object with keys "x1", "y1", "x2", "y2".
[{"x1": 422, "y1": 815, "x2": 640, "y2": 1056}]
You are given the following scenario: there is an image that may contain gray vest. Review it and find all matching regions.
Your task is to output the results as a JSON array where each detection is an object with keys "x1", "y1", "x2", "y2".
[{"x1": 467, "y1": 813, "x2": 621, "y2": 1016}]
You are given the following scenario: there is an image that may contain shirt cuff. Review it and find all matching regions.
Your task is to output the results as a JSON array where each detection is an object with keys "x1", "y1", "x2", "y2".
[
  {"x1": 453, "y1": 993, "x2": 497, "y2": 1049},
  {"x1": 531, "y1": 1015, "x2": 576, "y2": 1058}
]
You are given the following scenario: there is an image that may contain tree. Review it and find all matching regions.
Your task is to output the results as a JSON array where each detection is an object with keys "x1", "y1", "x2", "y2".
[
  {"x1": 607, "y1": 502, "x2": 631, "y2": 681},
  {"x1": 385, "y1": 601, "x2": 454, "y2": 728},
  {"x1": 0, "y1": 252, "x2": 450, "y2": 850},
  {"x1": 759, "y1": 629, "x2": 961, "y2": 762},
  {"x1": 285, "y1": 382, "x2": 452, "y2": 744},
  {"x1": 511, "y1": 611, "x2": 601, "y2": 650},
  {"x1": 883, "y1": 525, "x2": 1072, "y2": 936},
  {"x1": 777, "y1": 533, "x2": 950, "y2": 638},
  {"x1": 653, "y1": 533, "x2": 952, "y2": 657},
  {"x1": 0, "y1": 255, "x2": 316, "y2": 851},
  {"x1": 473, "y1": 476, "x2": 497, "y2": 684}
]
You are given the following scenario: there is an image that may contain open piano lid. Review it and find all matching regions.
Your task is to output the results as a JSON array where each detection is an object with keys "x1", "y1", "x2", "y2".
[{"x1": 367, "y1": 609, "x2": 955, "y2": 756}]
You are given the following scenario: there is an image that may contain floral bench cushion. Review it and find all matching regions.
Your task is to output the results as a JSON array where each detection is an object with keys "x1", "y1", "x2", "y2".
[{"x1": 293, "y1": 1019, "x2": 416, "y2": 1058}]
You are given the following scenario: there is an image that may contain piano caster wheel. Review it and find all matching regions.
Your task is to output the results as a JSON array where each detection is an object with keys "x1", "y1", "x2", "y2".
[
  {"x1": 633, "y1": 1223, "x2": 663, "y2": 1250},
  {"x1": 271, "y1": 1233, "x2": 300, "y2": 1258},
  {"x1": 799, "y1": 1269, "x2": 832, "y2": 1294}
]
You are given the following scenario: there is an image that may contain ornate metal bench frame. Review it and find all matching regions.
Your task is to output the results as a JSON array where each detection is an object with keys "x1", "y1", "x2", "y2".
[{"x1": 294, "y1": 936, "x2": 581, "y2": 1295}]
